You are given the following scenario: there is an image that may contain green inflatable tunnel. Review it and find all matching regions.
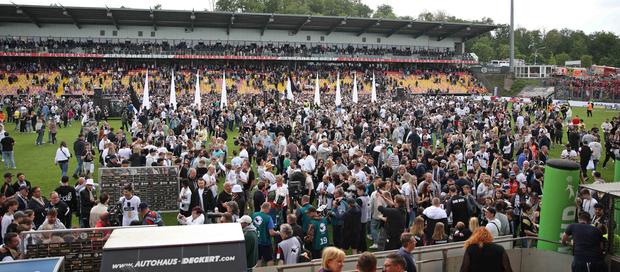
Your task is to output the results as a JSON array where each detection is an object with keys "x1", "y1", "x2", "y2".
[{"x1": 537, "y1": 159, "x2": 580, "y2": 252}]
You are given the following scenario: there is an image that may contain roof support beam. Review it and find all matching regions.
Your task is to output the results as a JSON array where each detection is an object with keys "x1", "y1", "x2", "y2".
[
  {"x1": 14, "y1": 5, "x2": 41, "y2": 28},
  {"x1": 227, "y1": 13, "x2": 235, "y2": 35},
  {"x1": 385, "y1": 21, "x2": 412, "y2": 38},
  {"x1": 437, "y1": 25, "x2": 470, "y2": 41},
  {"x1": 60, "y1": 5, "x2": 81, "y2": 29},
  {"x1": 293, "y1": 16, "x2": 311, "y2": 35},
  {"x1": 356, "y1": 19, "x2": 380, "y2": 37},
  {"x1": 106, "y1": 8, "x2": 120, "y2": 30},
  {"x1": 325, "y1": 18, "x2": 346, "y2": 36},
  {"x1": 189, "y1": 10, "x2": 196, "y2": 32},
  {"x1": 261, "y1": 15, "x2": 274, "y2": 36},
  {"x1": 149, "y1": 9, "x2": 157, "y2": 31},
  {"x1": 413, "y1": 24, "x2": 443, "y2": 39}
]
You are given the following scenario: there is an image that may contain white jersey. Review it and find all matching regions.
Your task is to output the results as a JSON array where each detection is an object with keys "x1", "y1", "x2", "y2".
[{"x1": 119, "y1": 195, "x2": 141, "y2": 226}]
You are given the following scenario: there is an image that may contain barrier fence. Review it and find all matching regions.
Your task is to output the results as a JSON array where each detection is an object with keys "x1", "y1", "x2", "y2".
[{"x1": 19, "y1": 225, "x2": 154, "y2": 272}]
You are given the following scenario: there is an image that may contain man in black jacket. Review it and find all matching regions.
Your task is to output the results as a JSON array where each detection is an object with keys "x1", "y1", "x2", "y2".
[
  {"x1": 190, "y1": 179, "x2": 215, "y2": 220},
  {"x1": 445, "y1": 186, "x2": 470, "y2": 229},
  {"x1": 342, "y1": 198, "x2": 362, "y2": 254},
  {"x1": 377, "y1": 194, "x2": 407, "y2": 250},
  {"x1": 48, "y1": 191, "x2": 71, "y2": 227},
  {"x1": 72, "y1": 134, "x2": 86, "y2": 178},
  {"x1": 79, "y1": 180, "x2": 97, "y2": 228},
  {"x1": 54, "y1": 176, "x2": 77, "y2": 228}
]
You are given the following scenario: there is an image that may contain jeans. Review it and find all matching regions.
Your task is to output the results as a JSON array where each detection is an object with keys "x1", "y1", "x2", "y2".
[
  {"x1": 370, "y1": 219, "x2": 380, "y2": 244},
  {"x1": 59, "y1": 161, "x2": 69, "y2": 177},
  {"x1": 74, "y1": 157, "x2": 83, "y2": 177},
  {"x1": 2, "y1": 151, "x2": 15, "y2": 168},
  {"x1": 36, "y1": 130, "x2": 44, "y2": 145}
]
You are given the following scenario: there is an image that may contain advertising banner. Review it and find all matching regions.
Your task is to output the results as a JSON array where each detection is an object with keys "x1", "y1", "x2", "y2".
[{"x1": 537, "y1": 159, "x2": 580, "y2": 252}]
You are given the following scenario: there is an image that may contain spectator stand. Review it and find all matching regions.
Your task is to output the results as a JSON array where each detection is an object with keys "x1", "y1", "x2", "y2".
[
  {"x1": 98, "y1": 166, "x2": 180, "y2": 212},
  {"x1": 18, "y1": 225, "x2": 155, "y2": 272}
]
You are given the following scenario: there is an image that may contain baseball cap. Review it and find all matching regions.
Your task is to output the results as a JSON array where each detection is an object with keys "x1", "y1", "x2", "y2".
[
  {"x1": 232, "y1": 184, "x2": 243, "y2": 193},
  {"x1": 138, "y1": 202, "x2": 148, "y2": 211},
  {"x1": 239, "y1": 215, "x2": 252, "y2": 225}
]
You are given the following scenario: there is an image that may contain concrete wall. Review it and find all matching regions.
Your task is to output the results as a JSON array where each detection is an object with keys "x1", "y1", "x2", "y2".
[{"x1": 0, "y1": 23, "x2": 458, "y2": 49}]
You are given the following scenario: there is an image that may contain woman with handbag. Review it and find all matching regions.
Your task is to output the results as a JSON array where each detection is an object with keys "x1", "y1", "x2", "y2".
[{"x1": 54, "y1": 141, "x2": 72, "y2": 177}]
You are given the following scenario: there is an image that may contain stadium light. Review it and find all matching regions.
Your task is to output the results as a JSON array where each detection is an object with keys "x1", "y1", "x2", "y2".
[
  {"x1": 340, "y1": 19, "x2": 347, "y2": 25},
  {"x1": 190, "y1": 13, "x2": 196, "y2": 20},
  {"x1": 268, "y1": 15, "x2": 274, "y2": 23},
  {"x1": 406, "y1": 23, "x2": 412, "y2": 28}
]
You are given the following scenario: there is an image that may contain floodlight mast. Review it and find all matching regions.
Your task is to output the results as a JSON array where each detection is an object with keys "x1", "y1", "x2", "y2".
[{"x1": 509, "y1": 0, "x2": 515, "y2": 72}]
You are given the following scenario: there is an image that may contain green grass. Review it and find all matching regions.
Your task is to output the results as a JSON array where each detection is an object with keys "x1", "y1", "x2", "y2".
[{"x1": 6, "y1": 106, "x2": 619, "y2": 226}]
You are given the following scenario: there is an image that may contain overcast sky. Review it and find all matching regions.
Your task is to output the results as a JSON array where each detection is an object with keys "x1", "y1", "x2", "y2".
[{"x1": 2, "y1": 0, "x2": 618, "y2": 34}]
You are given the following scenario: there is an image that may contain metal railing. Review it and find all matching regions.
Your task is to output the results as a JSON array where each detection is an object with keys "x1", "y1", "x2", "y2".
[{"x1": 274, "y1": 236, "x2": 565, "y2": 272}]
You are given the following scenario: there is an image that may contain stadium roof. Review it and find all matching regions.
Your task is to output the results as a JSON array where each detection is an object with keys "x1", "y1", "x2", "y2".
[{"x1": 0, "y1": 4, "x2": 496, "y2": 41}]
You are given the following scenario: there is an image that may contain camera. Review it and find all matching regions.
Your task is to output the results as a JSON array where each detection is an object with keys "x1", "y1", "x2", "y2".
[{"x1": 107, "y1": 203, "x2": 123, "y2": 226}]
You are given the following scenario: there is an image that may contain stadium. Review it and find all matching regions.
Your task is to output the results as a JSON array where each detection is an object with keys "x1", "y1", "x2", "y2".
[{"x1": 0, "y1": 2, "x2": 619, "y2": 272}]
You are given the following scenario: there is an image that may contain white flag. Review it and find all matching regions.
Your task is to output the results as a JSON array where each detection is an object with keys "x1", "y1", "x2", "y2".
[
  {"x1": 352, "y1": 73, "x2": 358, "y2": 104},
  {"x1": 141, "y1": 70, "x2": 150, "y2": 110},
  {"x1": 314, "y1": 73, "x2": 321, "y2": 107},
  {"x1": 169, "y1": 70, "x2": 177, "y2": 110},
  {"x1": 371, "y1": 73, "x2": 377, "y2": 103},
  {"x1": 286, "y1": 77, "x2": 294, "y2": 101},
  {"x1": 220, "y1": 71, "x2": 227, "y2": 110},
  {"x1": 194, "y1": 73, "x2": 201, "y2": 107},
  {"x1": 335, "y1": 73, "x2": 342, "y2": 107}
]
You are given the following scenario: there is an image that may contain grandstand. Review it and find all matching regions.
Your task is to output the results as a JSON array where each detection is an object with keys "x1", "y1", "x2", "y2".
[{"x1": 0, "y1": 4, "x2": 494, "y2": 96}]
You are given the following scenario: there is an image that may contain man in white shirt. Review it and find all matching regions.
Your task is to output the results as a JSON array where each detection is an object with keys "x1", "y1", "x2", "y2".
[
  {"x1": 202, "y1": 165, "x2": 218, "y2": 198},
  {"x1": 119, "y1": 185, "x2": 141, "y2": 226},
  {"x1": 484, "y1": 207, "x2": 502, "y2": 238}
]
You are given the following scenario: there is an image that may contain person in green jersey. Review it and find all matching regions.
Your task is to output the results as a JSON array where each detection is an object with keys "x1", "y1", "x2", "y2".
[
  {"x1": 252, "y1": 202, "x2": 279, "y2": 266},
  {"x1": 295, "y1": 195, "x2": 314, "y2": 235},
  {"x1": 304, "y1": 206, "x2": 329, "y2": 259},
  {"x1": 239, "y1": 215, "x2": 258, "y2": 270}
]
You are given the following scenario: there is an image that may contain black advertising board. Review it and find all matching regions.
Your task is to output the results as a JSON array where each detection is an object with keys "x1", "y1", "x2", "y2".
[
  {"x1": 100, "y1": 224, "x2": 247, "y2": 272},
  {"x1": 100, "y1": 242, "x2": 246, "y2": 272},
  {"x1": 99, "y1": 166, "x2": 179, "y2": 211}
]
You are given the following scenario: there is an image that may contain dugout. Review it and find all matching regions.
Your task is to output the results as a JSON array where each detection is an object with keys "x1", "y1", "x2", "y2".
[{"x1": 100, "y1": 223, "x2": 247, "y2": 272}]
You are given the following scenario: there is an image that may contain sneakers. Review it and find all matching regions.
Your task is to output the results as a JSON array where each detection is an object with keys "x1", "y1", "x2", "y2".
[
  {"x1": 369, "y1": 244, "x2": 378, "y2": 249},
  {"x1": 366, "y1": 234, "x2": 372, "y2": 240}
]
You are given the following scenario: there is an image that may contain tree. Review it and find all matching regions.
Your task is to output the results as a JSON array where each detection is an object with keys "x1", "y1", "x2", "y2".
[
  {"x1": 555, "y1": 52, "x2": 570, "y2": 66},
  {"x1": 373, "y1": 4, "x2": 397, "y2": 19},
  {"x1": 547, "y1": 54, "x2": 557, "y2": 65},
  {"x1": 470, "y1": 40, "x2": 495, "y2": 62},
  {"x1": 580, "y1": 55, "x2": 593, "y2": 68},
  {"x1": 153, "y1": 4, "x2": 162, "y2": 10}
]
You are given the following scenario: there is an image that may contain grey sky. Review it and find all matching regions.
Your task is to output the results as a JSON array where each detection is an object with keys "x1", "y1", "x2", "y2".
[{"x1": 2, "y1": 0, "x2": 618, "y2": 34}]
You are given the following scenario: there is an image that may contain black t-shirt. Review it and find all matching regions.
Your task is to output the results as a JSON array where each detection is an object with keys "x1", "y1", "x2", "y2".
[
  {"x1": 565, "y1": 223, "x2": 604, "y2": 260},
  {"x1": 0, "y1": 137, "x2": 14, "y2": 151},
  {"x1": 464, "y1": 243, "x2": 506, "y2": 272}
]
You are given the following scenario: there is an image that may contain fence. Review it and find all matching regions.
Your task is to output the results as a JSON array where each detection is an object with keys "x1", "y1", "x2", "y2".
[
  {"x1": 263, "y1": 236, "x2": 565, "y2": 272},
  {"x1": 19, "y1": 225, "x2": 154, "y2": 272},
  {"x1": 98, "y1": 166, "x2": 179, "y2": 212}
]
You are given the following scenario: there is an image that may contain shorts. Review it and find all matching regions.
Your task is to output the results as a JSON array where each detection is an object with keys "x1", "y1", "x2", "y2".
[{"x1": 258, "y1": 244, "x2": 273, "y2": 262}]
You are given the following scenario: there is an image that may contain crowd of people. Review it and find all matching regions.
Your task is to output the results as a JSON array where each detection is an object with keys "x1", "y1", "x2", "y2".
[
  {"x1": 1, "y1": 37, "x2": 461, "y2": 59},
  {"x1": 0, "y1": 60, "x2": 486, "y2": 97},
  {"x1": 554, "y1": 76, "x2": 620, "y2": 102},
  {"x1": 0, "y1": 59, "x2": 613, "y2": 272}
]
